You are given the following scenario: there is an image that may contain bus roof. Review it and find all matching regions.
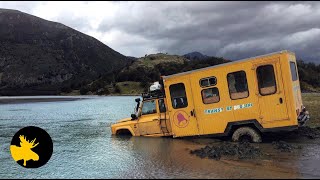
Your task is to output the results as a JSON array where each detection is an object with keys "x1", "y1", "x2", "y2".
[{"x1": 162, "y1": 50, "x2": 294, "y2": 79}]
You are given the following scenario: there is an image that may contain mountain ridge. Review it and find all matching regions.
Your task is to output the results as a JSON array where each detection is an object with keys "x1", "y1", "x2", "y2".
[
  {"x1": 0, "y1": 9, "x2": 318, "y2": 96},
  {"x1": 183, "y1": 51, "x2": 210, "y2": 61},
  {"x1": 0, "y1": 8, "x2": 129, "y2": 95}
]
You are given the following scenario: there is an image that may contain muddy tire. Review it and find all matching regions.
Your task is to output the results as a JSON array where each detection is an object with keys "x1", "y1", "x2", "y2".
[{"x1": 232, "y1": 127, "x2": 262, "y2": 143}]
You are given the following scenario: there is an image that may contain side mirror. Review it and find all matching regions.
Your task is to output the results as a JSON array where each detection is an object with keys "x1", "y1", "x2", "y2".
[{"x1": 131, "y1": 114, "x2": 137, "y2": 120}]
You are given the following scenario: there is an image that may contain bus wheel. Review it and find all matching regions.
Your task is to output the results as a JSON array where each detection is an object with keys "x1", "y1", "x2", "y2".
[{"x1": 232, "y1": 127, "x2": 262, "y2": 143}]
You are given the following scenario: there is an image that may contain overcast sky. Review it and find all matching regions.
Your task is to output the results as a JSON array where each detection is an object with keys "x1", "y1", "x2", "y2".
[{"x1": 1, "y1": 1, "x2": 320, "y2": 62}]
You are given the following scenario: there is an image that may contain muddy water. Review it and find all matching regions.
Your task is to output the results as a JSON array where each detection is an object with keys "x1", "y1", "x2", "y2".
[{"x1": 0, "y1": 96, "x2": 320, "y2": 178}]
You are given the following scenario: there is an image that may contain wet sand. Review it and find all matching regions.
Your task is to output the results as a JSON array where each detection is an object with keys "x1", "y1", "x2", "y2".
[
  {"x1": 182, "y1": 143, "x2": 311, "y2": 178},
  {"x1": 186, "y1": 127, "x2": 320, "y2": 178}
]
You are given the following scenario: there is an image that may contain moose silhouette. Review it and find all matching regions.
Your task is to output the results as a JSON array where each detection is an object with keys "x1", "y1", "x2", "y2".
[
  {"x1": 10, "y1": 135, "x2": 40, "y2": 166},
  {"x1": 177, "y1": 113, "x2": 188, "y2": 125}
]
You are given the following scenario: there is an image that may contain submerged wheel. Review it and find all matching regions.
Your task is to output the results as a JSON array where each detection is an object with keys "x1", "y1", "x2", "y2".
[
  {"x1": 232, "y1": 127, "x2": 262, "y2": 143},
  {"x1": 115, "y1": 129, "x2": 133, "y2": 136}
]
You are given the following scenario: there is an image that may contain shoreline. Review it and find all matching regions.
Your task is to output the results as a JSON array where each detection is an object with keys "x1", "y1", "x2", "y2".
[
  {"x1": 1, "y1": 92, "x2": 318, "y2": 104},
  {"x1": 0, "y1": 94, "x2": 141, "y2": 98},
  {"x1": 0, "y1": 94, "x2": 140, "y2": 104},
  {"x1": 0, "y1": 97, "x2": 86, "y2": 104}
]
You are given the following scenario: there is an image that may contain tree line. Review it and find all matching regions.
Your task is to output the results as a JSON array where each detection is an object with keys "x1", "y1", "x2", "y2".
[{"x1": 78, "y1": 57, "x2": 320, "y2": 95}]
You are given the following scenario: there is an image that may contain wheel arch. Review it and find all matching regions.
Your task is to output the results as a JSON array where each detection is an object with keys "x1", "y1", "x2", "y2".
[
  {"x1": 114, "y1": 126, "x2": 135, "y2": 136},
  {"x1": 224, "y1": 120, "x2": 263, "y2": 136}
]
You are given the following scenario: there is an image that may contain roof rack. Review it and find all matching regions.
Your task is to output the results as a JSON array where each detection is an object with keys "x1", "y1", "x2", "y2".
[{"x1": 142, "y1": 90, "x2": 165, "y2": 101}]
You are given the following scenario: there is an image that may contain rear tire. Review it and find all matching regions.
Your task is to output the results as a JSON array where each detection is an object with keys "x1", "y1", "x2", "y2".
[{"x1": 232, "y1": 126, "x2": 262, "y2": 143}]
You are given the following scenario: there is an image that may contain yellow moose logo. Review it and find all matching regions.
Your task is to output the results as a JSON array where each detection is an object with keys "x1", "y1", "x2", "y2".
[{"x1": 10, "y1": 135, "x2": 40, "y2": 167}]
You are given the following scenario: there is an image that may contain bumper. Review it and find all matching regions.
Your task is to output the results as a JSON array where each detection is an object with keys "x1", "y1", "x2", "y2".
[{"x1": 298, "y1": 107, "x2": 310, "y2": 126}]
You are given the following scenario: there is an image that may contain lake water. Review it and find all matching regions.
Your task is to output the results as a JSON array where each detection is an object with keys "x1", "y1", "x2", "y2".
[{"x1": 1, "y1": 96, "x2": 320, "y2": 178}]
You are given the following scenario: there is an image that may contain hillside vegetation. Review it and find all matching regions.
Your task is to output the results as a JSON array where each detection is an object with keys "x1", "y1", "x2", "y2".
[
  {"x1": 0, "y1": 9, "x2": 319, "y2": 96},
  {"x1": 297, "y1": 60, "x2": 320, "y2": 92},
  {"x1": 78, "y1": 53, "x2": 230, "y2": 95},
  {"x1": 78, "y1": 53, "x2": 320, "y2": 96},
  {"x1": 0, "y1": 9, "x2": 129, "y2": 96}
]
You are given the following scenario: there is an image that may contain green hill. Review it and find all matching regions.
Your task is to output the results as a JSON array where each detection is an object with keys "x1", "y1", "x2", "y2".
[
  {"x1": 76, "y1": 53, "x2": 320, "y2": 96},
  {"x1": 297, "y1": 60, "x2": 320, "y2": 92},
  {"x1": 129, "y1": 53, "x2": 186, "y2": 69},
  {"x1": 76, "y1": 53, "x2": 230, "y2": 95}
]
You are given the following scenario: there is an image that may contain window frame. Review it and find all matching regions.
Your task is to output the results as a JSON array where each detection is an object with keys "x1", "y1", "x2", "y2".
[
  {"x1": 141, "y1": 100, "x2": 157, "y2": 115},
  {"x1": 201, "y1": 87, "x2": 220, "y2": 104},
  {"x1": 227, "y1": 70, "x2": 250, "y2": 100},
  {"x1": 290, "y1": 61, "x2": 298, "y2": 81},
  {"x1": 256, "y1": 64, "x2": 277, "y2": 96},
  {"x1": 199, "y1": 76, "x2": 217, "y2": 88},
  {"x1": 169, "y1": 83, "x2": 188, "y2": 109},
  {"x1": 158, "y1": 99, "x2": 167, "y2": 113}
]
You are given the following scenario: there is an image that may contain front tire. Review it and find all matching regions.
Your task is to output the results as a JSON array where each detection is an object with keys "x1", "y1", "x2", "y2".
[{"x1": 232, "y1": 127, "x2": 262, "y2": 143}]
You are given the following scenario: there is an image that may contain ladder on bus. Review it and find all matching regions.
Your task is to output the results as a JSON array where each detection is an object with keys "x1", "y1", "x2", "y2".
[{"x1": 159, "y1": 112, "x2": 170, "y2": 135}]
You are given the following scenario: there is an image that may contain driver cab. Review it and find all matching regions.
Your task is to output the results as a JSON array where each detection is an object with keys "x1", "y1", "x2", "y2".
[{"x1": 134, "y1": 98, "x2": 170, "y2": 136}]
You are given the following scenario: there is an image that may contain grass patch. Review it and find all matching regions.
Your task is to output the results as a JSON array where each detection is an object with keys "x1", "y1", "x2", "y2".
[
  {"x1": 131, "y1": 53, "x2": 185, "y2": 69},
  {"x1": 60, "y1": 90, "x2": 80, "y2": 95},
  {"x1": 115, "y1": 81, "x2": 145, "y2": 95},
  {"x1": 302, "y1": 93, "x2": 320, "y2": 127}
]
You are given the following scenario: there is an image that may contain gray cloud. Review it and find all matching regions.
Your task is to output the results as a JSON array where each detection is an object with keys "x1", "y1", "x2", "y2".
[{"x1": 1, "y1": 1, "x2": 320, "y2": 62}]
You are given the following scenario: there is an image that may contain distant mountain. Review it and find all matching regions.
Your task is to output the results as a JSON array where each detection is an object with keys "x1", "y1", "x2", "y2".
[
  {"x1": 0, "y1": 9, "x2": 129, "y2": 95},
  {"x1": 183, "y1": 51, "x2": 209, "y2": 61},
  {"x1": 126, "y1": 56, "x2": 138, "y2": 62}
]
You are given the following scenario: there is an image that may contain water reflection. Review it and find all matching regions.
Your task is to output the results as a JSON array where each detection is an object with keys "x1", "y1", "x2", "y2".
[{"x1": 110, "y1": 136, "x2": 301, "y2": 179}]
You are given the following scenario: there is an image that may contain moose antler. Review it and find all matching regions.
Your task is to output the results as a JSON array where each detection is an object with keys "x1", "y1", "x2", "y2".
[
  {"x1": 30, "y1": 138, "x2": 39, "y2": 148},
  {"x1": 19, "y1": 135, "x2": 39, "y2": 149}
]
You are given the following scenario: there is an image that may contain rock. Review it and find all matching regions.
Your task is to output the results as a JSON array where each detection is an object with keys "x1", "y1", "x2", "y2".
[
  {"x1": 87, "y1": 91, "x2": 93, "y2": 95},
  {"x1": 272, "y1": 141, "x2": 295, "y2": 152},
  {"x1": 288, "y1": 126, "x2": 320, "y2": 139},
  {"x1": 190, "y1": 142, "x2": 261, "y2": 160}
]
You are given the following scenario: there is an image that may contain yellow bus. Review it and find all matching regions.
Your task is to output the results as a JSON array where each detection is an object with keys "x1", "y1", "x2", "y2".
[{"x1": 111, "y1": 50, "x2": 310, "y2": 142}]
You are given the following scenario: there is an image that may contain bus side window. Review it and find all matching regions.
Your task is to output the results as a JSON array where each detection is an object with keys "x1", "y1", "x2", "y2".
[
  {"x1": 159, "y1": 99, "x2": 166, "y2": 113},
  {"x1": 227, "y1": 71, "x2": 249, "y2": 100},
  {"x1": 202, "y1": 87, "x2": 220, "y2": 104},
  {"x1": 169, "y1": 83, "x2": 188, "y2": 109},
  {"x1": 257, "y1": 65, "x2": 277, "y2": 95}
]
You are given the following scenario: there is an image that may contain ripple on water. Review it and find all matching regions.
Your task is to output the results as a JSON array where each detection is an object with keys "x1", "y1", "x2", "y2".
[
  {"x1": 0, "y1": 96, "x2": 317, "y2": 178},
  {"x1": 8, "y1": 109, "x2": 30, "y2": 112}
]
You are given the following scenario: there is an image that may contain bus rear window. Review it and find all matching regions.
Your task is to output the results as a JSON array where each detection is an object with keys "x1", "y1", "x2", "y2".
[{"x1": 290, "y1": 62, "x2": 298, "y2": 81}]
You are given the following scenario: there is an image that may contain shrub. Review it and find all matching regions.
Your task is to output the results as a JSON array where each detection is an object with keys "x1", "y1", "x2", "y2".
[
  {"x1": 61, "y1": 85, "x2": 72, "y2": 93},
  {"x1": 114, "y1": 84, "x2": 121, "y2": 93},
  {"x1": 80, "y1": 86, "x2": 89, "y2": 95}
]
